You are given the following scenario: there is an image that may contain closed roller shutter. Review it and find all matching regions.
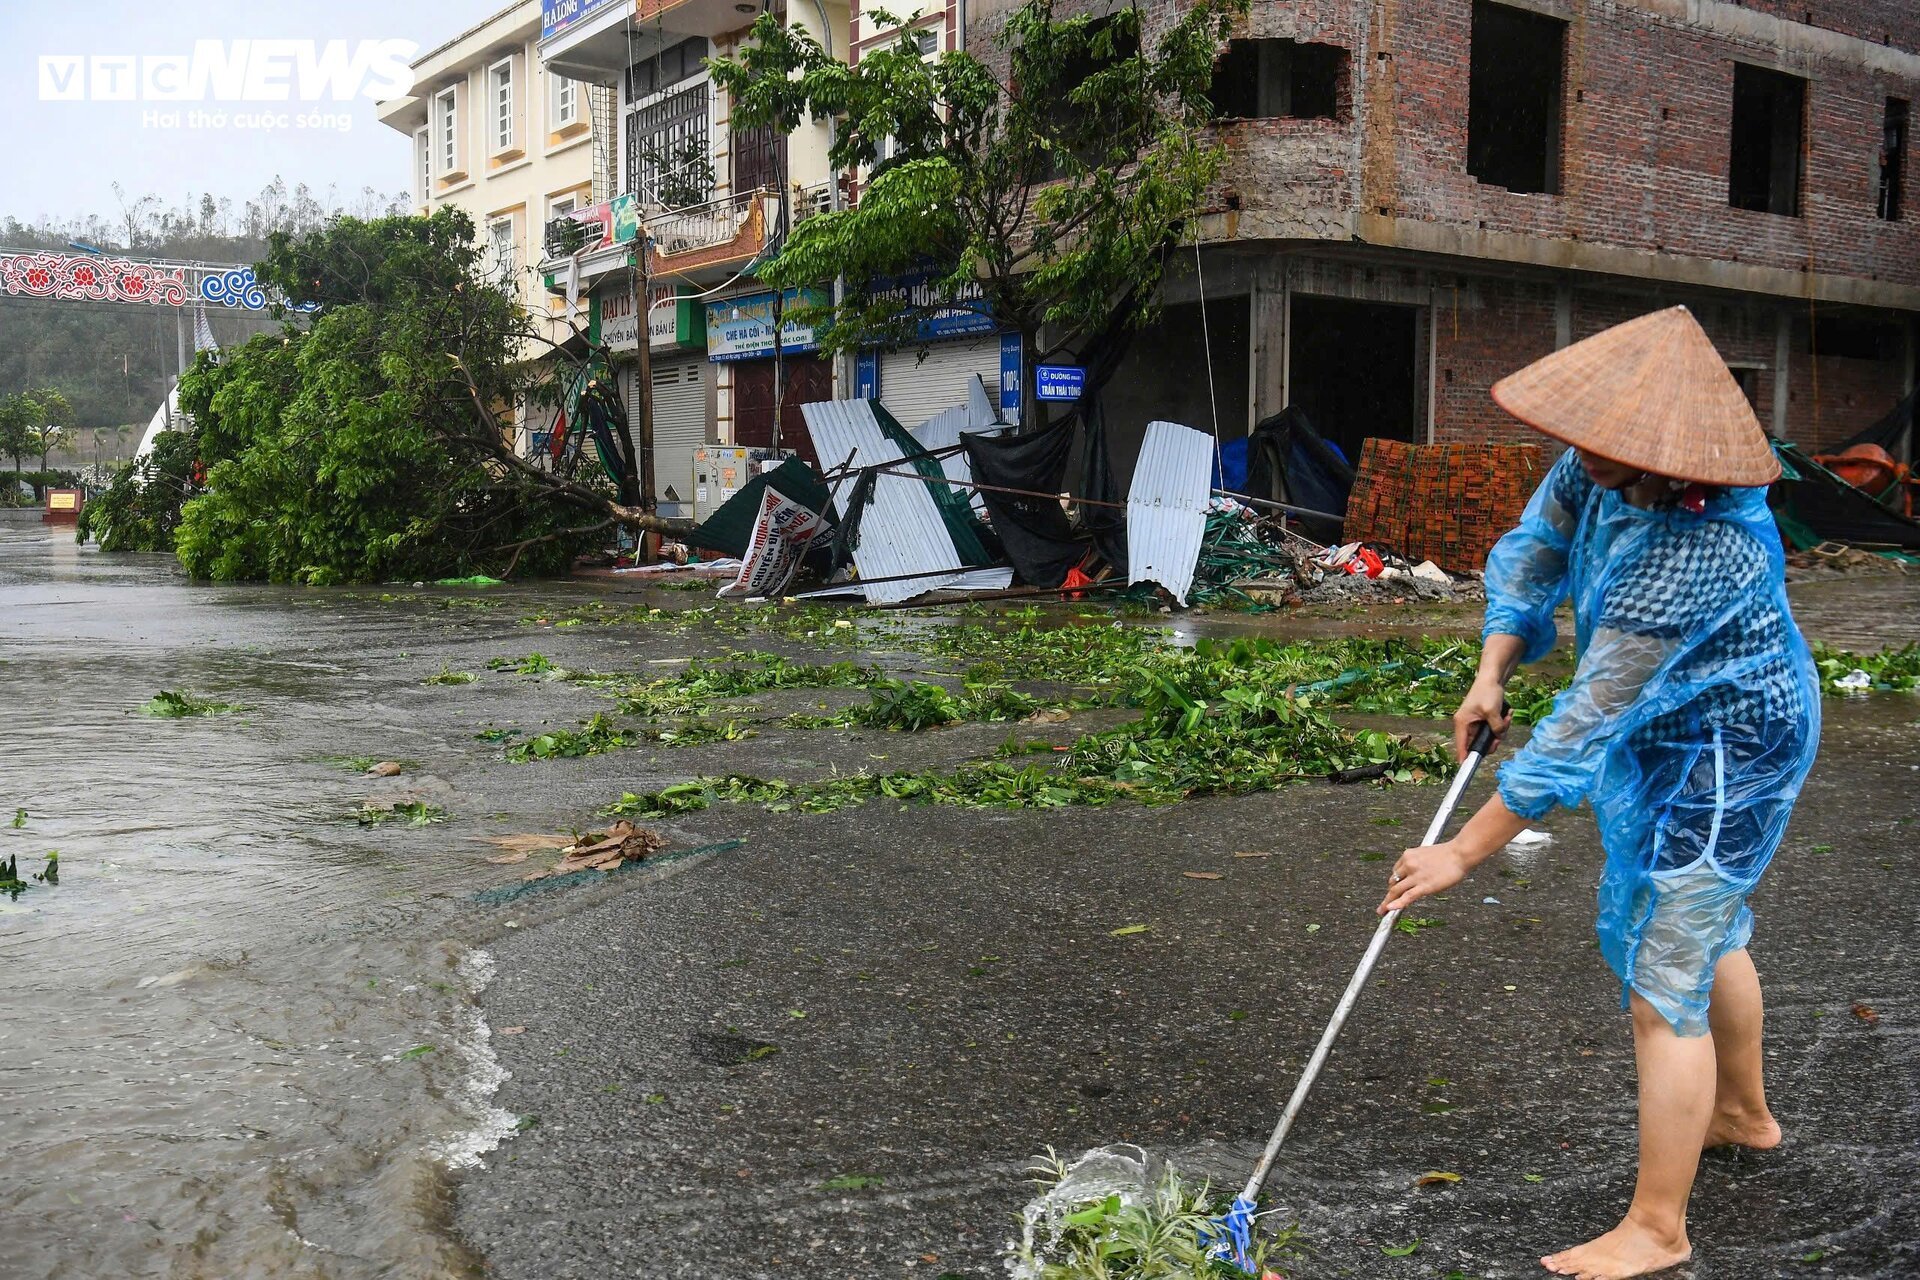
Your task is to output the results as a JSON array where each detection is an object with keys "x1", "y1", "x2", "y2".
[
  {"x1": 878, "y1": 336, "x2": 1003, "y2": 432},
  {"x1": 624, "y1": 357, "x2": 707, "y2": 517}
]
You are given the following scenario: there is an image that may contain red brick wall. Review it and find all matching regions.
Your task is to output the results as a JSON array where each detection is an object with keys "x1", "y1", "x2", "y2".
[
  {"x1": 1431, "y1": 276, "x2": 1560, "y2": 445},
  {"x1": 1427, "y1": 276, "x2": 1911, "y2": 450},
  {"x1": 1725, "y1": 2, "x2": 1919, "y2": 55},
  {"x1": 1384, "y1": 1, "x2": 1920, "y2": 288}
]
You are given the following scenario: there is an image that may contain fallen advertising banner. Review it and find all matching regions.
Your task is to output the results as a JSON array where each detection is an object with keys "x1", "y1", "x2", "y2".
[{"x1": 718, "y1": 486, "x2": 827, "y2": 600}]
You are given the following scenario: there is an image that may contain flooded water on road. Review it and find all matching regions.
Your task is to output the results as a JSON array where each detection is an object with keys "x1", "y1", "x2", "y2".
[
  {"x1": 4, "y1": 507, "x2": 1912, "y2": 1279},
  {"x1": 0, "y1": 514, "x2": 607, "y2": 1279}
]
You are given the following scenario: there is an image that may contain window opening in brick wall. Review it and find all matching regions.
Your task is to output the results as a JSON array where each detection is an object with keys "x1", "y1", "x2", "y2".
[
  {"x1": 1288, "y1": 295, "x2": 1424, "y2": 462},
  {"x1": 1879, "y1": 98, "x2": 1908, "y2": 221},
  {"x1": 1808, "y1": 314, "x2": 1900, "y2": 361},
  {"x1": 1209, "y1": 39, "x2": 1347, "y2": 121},
  {"x1": 1729, "y1": 63, "x2": 1807, "y2": 216},
  {"x1": 1467, "y1": 1, "x2": 1566, "y2": 195}
]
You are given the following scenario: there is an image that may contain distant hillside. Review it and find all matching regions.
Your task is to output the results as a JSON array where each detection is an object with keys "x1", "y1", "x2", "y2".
[{"x1": 1, "y1": 179, "x2": 405, "y2": 429}]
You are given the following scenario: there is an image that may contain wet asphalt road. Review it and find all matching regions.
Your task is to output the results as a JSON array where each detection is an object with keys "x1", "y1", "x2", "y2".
[
  {"x1": 455, "y1": 602, "x2": 1920, "y2": 1279},
  {"x1": 6, "y1": 512, "x2": 1915, "y2": 1280}
]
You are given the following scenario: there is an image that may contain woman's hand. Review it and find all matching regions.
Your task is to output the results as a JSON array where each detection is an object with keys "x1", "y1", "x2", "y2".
[
  {"x1": 1453, "y1": 676, "x2": 1513, "y2": 762},
  {"x1": 1377, "y1": 841, "x2": 1472, "y2": 915}
]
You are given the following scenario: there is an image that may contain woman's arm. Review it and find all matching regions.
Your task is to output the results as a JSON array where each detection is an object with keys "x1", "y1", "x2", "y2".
[
  {"x1": 1376, "y1": 791, "x2": 1531, "y2": 915},
  {"x1": 1480, "y1": 452, "x2": 1590, "y2": 666},
  {"x1": 1453, "y1": 633, "x2": 1526, "y2": 761}
]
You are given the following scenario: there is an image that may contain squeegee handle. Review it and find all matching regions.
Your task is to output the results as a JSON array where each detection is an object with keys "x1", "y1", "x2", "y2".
[{"x1": 1236, "y1": 733, "x2": 1496, "y2": 1206}]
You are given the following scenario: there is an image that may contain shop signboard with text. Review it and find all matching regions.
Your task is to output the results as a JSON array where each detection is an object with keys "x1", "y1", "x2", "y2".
[
  {"x1": 601, "y1": 285, "x2": 702, "y2": 352},
  {"x1": 704, "y1": 288, "x2": 828, "y2": 362},
  {"x1": 542, "y1": 0, "x2": 622, "y2": 39},
  {"x1": 866, "y1": 269, "x2": 996, "y2": 342}
]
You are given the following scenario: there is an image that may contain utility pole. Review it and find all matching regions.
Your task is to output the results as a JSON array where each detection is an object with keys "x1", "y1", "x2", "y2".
[{"x1": 634, "y1": 234, "x2": 656, "y2": 509}]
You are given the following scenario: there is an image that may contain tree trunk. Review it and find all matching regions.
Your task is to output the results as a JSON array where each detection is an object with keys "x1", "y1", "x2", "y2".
[{"x1": 1018, "y1": 322, "x2": 1040, "y2": 435}]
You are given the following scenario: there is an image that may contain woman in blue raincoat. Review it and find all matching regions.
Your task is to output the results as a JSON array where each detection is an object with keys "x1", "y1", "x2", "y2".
[{"x1": 1377, "y1": 307, "x2": 1820, "y2": 1280}]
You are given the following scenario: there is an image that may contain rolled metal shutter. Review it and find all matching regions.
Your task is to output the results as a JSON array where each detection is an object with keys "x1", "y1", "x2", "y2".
[
  {"x1": 878, "y1": 336, "x2": 1003, "y2": 432},
  {"x1": 649, "y1": 358, "x2": 706, "y2": 517}
]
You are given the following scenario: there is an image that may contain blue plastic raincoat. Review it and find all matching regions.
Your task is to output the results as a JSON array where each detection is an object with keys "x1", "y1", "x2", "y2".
[{"x1": 1482, "y1": 451, "x2": 1821, "y2": 1035}]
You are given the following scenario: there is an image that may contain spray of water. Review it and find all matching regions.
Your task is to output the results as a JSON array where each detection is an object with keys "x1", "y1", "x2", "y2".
[{"x1": 1006, "y1": 1144, "x2": 1162, "y2": 1278}]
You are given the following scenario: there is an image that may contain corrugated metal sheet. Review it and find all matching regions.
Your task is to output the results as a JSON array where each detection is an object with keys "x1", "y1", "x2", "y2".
[
  {"x1": 801, "y1": 399, "x2": 1010, "y2": 604},
  {"x1": 912, "y1": 376, "x2": 1008, "y2": 517},
  {"x1": 1126, "y1": 421, "x2": 1214, "y2": 606}
]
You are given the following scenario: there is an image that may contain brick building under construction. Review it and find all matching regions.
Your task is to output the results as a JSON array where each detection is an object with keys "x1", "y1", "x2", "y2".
[{"x1": 966, "y1": 0, "x2": 1920, "y2": 476}]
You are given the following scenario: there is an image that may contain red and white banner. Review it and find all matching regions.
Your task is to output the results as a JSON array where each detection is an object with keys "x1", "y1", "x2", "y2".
[{"x1": 718, "y1": 487, "x2": 826, "y2": 600}]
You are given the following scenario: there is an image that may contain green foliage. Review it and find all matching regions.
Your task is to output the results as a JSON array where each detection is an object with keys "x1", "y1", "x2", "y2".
[
  {"x1": 423, "y1": 665, "x2": 478, "y2": 686},
  {"x1": 1810, "y1": 641, "x2": 1920, "y2": 692},
  {"x1": 489, "y1": 653, "x2": 556, "y2": 675},
  {"x1": 1011, "y1": 1153, "x2": 1297, "y2": 1278},
  {"x1": 709, "y1": 0, "x2": 1248, "y2": 422},
  {"x1": 141, "y1": 689, "x2": 242, "y2": 717},
  {"x1": 166, "y1": 208, "x2": 612, "y2": 585},
  {"x1": 505, "y1": 712, "x2": 639, "y2": 762},
  {"x1": 78, "y1": 429, "x2": 200, "y2": 550},
  {"x1": 356, "y1": 801, "x2": 448, "y2": 827}
]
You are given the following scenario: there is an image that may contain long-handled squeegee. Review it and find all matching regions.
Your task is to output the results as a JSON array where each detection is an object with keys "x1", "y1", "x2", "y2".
[{"x1": 1209, "y1": 719, "x2": 1501, "y2": 1270}]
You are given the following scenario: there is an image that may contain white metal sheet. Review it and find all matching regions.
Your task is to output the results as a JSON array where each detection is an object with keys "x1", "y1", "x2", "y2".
[
  {"x1": 878, "y1": 336, "x2": 1004, "y2": 432},
  {"x1": 911, "y1": 376, "x2": 1008, "y2": 517},
  {"x1": 1126, "y1": 420, "x2": 1213, "y2": 606},
  {"x1": 801, "y1": 398, "x2": 996, "y2": 604}
]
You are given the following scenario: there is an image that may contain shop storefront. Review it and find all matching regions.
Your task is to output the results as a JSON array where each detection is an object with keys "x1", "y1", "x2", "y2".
[
  {"x1": 706, "y1": 288, "x2": 830, "y2": 467},
  {"x1": 854, "y1": 272, "x2": 1022, "y2": 429},
  {"x1": 598, "y1": 282, "x2": 708, "y2": 518}
]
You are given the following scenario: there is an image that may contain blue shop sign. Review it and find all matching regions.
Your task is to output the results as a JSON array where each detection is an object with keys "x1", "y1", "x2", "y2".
[
  {"x1": 704, "y1": 288, "x2": 826, "y2": 362},
  {"x1": 1035, "y1": 364, "x2": 1086, "y2": 402},
  {"x1": 542, "y1": 0, "x2": 620, "y2": 39},
  {"x1": 999, "y1": 333, "x2": 1023, "y2": 421},
  {"x1": 868, "y1": 269, "x2": 996, "y2": 341}
]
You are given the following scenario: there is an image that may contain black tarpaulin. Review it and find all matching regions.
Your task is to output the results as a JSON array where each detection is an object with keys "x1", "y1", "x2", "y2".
[
  {"x1": 1774, "y1": 443, "x2": 1920, "y2": 551},
  {"x1": 963, "y1": 418, "x2": 1089, "y2": 587},
  {"x1": 1838, "y1": 385, "x2": 1916, "y2": 459},
  {"x1": 1243, "y1": 406, "x2": 1354, "y2": 542}
]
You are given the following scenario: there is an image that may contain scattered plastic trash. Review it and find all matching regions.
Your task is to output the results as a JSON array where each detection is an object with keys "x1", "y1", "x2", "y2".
[
  {"x1": 1835, "y1": 668, "x2": 1873, "y2": 692},
  {"x1": 1506, "y1": 829, "x2": 1553, "y2": 848}
]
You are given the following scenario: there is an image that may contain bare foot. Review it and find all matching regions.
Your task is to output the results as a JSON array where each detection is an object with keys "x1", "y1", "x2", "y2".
[
  {"x1": 1541, "y1": 1217, "x2": 1691, "y2": 1279},
  {"x1": 1703, "y1": 1107, "x2": 1782, "y2": 1151}
]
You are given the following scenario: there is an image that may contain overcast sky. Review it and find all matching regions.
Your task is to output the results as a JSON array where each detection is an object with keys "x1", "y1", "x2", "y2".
[{"x1": 0, "y1": 1, "x2": 500, "y2": 229}]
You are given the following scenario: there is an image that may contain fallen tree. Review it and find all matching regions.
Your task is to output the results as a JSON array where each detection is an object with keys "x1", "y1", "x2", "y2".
[{"x1": 86, "y1": 208, "x2": 684, "y2": 584}]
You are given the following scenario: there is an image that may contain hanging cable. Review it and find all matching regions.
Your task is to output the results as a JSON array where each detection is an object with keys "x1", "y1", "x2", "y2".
[{"x1": 1194, "y1": 238, "x2": 1225, "y2": 485}]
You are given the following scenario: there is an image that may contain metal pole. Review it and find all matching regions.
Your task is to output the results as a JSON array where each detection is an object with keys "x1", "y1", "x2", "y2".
[
  {"x1": 635, "y1": 238, "x2": 656, "y2": 510},
  {"x1": 175, "y1": 306, "x2": 187, "y2": 382}
]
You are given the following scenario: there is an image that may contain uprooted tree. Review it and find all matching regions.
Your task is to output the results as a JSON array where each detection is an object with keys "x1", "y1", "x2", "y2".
[
  {"x1": 84, "y1": 207, "x2": 682, "y2": 584},
  {"x1": 708, "y1": 0, "x2": 1246, "y2": 427}
]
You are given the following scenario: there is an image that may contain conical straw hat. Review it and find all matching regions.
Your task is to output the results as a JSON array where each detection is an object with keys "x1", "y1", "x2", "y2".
[{"x1": 1491, "y1": 305, "x2": 1781, "y2": 487}]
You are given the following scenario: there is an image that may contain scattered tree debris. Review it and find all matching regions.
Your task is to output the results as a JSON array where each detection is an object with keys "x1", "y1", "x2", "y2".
[
  {"x1": 521, "y1": 821, "x2": 665, "y2": 881},
  {"x1": 356, "y1": 801, "x2": 449, "y2": 827},
  {"x1": 141, "y1": 690, "x2": 242, "y2": 718}
]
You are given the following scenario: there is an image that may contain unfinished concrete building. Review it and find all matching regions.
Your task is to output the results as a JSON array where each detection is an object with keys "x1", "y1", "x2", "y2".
[{"x1": 966, "y1": 0, "x2": 1920, "y2": 476}]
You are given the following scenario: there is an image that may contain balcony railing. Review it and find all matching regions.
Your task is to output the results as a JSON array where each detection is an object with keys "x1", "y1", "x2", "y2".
[
  {"x1": 539, "y1": 188, "x2": 774, "y2": 291},
  {"x1": 647, "y1": 188, "x2": 770, "y2": 269}
]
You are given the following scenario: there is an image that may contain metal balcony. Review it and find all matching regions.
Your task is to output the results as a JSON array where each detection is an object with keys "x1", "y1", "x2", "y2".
[{"x1": 647, "y1": 188, "x2": 774, "y2": 274}]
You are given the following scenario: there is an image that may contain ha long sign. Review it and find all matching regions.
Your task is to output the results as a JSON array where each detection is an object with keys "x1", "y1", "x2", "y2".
[{"x1": 0, "y1": 249, "x2": 313, "y2": 311}]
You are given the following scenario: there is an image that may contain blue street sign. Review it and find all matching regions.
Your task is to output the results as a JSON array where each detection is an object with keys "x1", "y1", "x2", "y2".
[
  {"x1": 1035, "y1": 364, "x2": 1086, "y2": 402},
  {"x1": 999, "y1": 333, "x2": 1022, "y2": 420},
  {"x1": 855, "y1": 350, "x2": 879, "y2": 400}
]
